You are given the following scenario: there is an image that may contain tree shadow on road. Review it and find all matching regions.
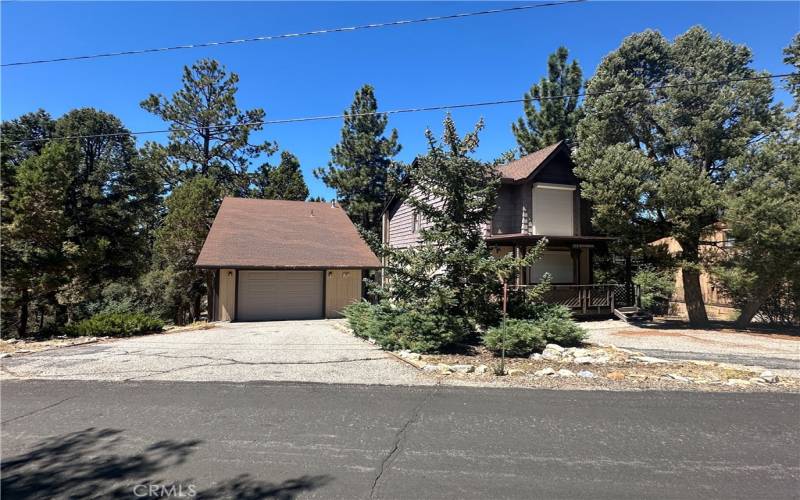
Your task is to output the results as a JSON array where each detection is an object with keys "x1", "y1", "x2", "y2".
[{"x1": 1, "y1": 427, "x2": 332, "y2": 499}]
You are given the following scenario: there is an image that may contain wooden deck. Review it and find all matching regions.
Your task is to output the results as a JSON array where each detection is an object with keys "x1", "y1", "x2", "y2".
[{"x1": 513, "y1": 284, "x2": 636, "y2": 316}]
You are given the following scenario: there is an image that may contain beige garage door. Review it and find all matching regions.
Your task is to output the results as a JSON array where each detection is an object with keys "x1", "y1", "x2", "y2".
[{"x1": 237, "y1": 270, "x2": 324, "y2": 321}]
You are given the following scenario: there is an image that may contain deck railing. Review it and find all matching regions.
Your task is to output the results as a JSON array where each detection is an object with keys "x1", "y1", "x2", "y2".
[{"x1": 510, "y1": 284, "x2": 639, "y2": 315}]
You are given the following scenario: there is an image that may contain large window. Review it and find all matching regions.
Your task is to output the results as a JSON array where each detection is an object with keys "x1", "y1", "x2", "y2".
[
  {"x1": 528, "y1": 250, "x2": 574, "y2": 284},
  {"x1": 531, "y1": 183, "x2": 575, "y2": 236}
]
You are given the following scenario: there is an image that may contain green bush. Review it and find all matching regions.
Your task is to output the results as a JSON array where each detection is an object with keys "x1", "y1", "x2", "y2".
[
  {"x1": 65, "y1": 312, "x2": 164, "y2": 338},
  {"x1": 482, "y1": 319, "x2": 545, "y2": 357},
  {"x1": 343, "y1": 301, "x2": 375, "y2": 339},
  {"x1": 633, "y1": 267, "x2": 675, "y2": 313},
  {"x1": 507, "y1": 292, "x2": 573, "y2": 322},
  {"x1": 537, "y1": 316, "x2": 586, "y2": 347},
  {"x1": 345, "y1": 302, "x2": 467, "y2": 353}
]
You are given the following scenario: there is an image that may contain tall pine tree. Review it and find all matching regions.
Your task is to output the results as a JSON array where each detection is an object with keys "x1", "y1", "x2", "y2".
[
  {"x1": 512, "y1": 46, "x2": 583, "y2": 154},
  {"x1": 314, "y1": 85, "x2": 402, "y2": 244},
  {"x1": 251, "y1": 150, "x2": 309, "y2": 200},
  {"x1": 141, "y1": 59, "x2": 277, "y2": 195}
]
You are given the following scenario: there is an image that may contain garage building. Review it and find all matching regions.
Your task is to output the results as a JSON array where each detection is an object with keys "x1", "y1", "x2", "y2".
[{"x1": 196, "y1": 197, "x2": 380, "y2": 321}]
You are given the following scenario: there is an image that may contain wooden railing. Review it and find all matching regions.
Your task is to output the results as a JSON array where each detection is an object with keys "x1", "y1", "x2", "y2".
[{"x1": 511, "y1": 284, "x2": 638, "y2": 315}]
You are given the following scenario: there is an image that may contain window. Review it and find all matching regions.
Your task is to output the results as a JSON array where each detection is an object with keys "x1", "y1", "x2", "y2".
[
  {"x1": 411, "y1": 210, "x2": 423, "y2": 234},
  {"x1": 528, "y1": 251, "x2": 574, "y2": 284},
  {"x1": 531, "y1": 183, "x2": 575, "y2": 236},
  {"x1": 722, "y1": 231, "x2": 736, "y2": 248}
]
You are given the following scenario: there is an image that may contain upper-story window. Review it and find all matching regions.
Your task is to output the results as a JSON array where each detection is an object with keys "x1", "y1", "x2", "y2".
[
  {"x1": 531, "y1": 183, "x2": 575, "y2": 236},
  {"x1": 411, "y1": 210, "x2": 423, "y2": 234}
]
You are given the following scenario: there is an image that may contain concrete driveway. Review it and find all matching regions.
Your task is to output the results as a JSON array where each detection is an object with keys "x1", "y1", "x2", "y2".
[{"x1": 0, "y1": 320, "x2": 427, "y2": 385}]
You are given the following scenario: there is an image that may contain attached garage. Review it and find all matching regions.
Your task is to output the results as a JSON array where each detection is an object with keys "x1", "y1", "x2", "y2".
[{"x1": 196, "y1": 198, "x2": 380, "y2": 322}]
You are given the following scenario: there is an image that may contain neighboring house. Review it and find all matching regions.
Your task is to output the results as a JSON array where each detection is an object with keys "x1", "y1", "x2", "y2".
[
  {"x1": 382, "y1": 141, "x2": 621, "y2": 315},
  {"x1": 651, "y1": 224, "x2": 738, "y2": 321},
  {"x1": 196, "y1": 198, "x2": 380, "y2": 321}
]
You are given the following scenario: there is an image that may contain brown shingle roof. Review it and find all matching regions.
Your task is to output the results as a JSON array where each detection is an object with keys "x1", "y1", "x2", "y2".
[
  {"x1": 496, "y1": 141, "x2": 564, "y2": 182},
  {"x1": 196, "y1": 198, "x2": 380, "y2": 269}
]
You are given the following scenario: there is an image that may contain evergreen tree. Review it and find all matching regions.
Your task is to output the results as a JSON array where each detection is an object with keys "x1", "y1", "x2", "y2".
[
  {"x1": 711, "y1": 38, "x2": 800, "y2": 327},
  {"x1": 141, "y1": 59, "x2": 277, "y2": 195},
  {"x1": 2, "y1": 109, "x2": 162, "y2": 335},
  {"x1": 314, "y1": 85, "x2": 402, "y2": 244},
  {"x1": 574, "y1": 27, "x2": 774, "y2": 325},
  {"x1": 251, "y1": 151, "x2": 309, "y2": 200},
  {"x1": 154, "y1": 177, "x2": 221, "y2": 324},
  {"x1": 512, "y1": 46, "x2": 583, "y2": 154},
  {"x1": 383, "y1": 115, "x2": 541, "y2": 334}
]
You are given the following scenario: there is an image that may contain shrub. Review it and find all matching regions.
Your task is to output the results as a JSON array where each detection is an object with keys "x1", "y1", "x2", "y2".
[
  {"x1": 507, "y1": 292, "x2": 573, "y2": 322},
  {"x1": 536, "y1": 316, "x2": 586, "y2": 347},
  {"x1": 482, "y1": 319, "x2": 545, "y2": 357},
  {"x1": 633, "y1": 267, "x2": 675, "y2": 313},
  {"x1": 345, "y1": 301, "x2": 468, "y2": 353},
  {"x1": 65, "y1": 312, "x2": 164, "y2": 338},
  {"x1": 343, "y1": 301, "x2": 375, "y2": 339}
]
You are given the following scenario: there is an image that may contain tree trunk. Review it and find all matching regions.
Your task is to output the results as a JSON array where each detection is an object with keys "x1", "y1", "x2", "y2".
[
  {"x1": 735, "y1": 280, "x2": 777, "y2": 328},
  {"x1": 17, "y1": 288, "x2": 29, "y2": 338},
  {"x1": 681, "y1": 267, "x2": 708, "y2": 326},
  {"x1": 192, "y1": 293, "x2": 202, "y2": 323}
]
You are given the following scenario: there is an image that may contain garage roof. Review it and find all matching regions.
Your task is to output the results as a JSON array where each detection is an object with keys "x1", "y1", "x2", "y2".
[{"x1": 196, "y1": 198, "x2": 381, "y2": 269}]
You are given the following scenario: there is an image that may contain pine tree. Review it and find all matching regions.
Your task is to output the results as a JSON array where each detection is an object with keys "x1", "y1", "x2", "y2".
[
  {"x1": 141, "y1": 59, "x2": 277, "y2": 195},
  {"x1": 251, "y1": 151, "x2": 309, "y2": 200},
  {"x1": 154, "y1": 177, "x2": 221, "y2": 323},
  {"x1": 314, "y1": 85, "x2": 402, "y2": 244},
  {"x1": 383, "y1": 115, "x2": 541, "y2": 334},
  {"x1": 512, "y1": 47, "x2": 583, "y2": 154},
  {"x1": 574, "y1": 27, "x2": 774, "y2": 325}
]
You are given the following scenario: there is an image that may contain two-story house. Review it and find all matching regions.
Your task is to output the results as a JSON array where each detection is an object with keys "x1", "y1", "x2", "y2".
[{"x1": 382, "y1": 141, "x2": 620, "y2": 315}]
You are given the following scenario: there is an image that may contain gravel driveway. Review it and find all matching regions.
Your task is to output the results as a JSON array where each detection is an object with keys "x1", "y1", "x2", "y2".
[
  {"x1": 583, "y1": 320, "x2": 800, "y2": 375},
  {"x1": 0, "y1": 320, "x2": 428, "y2": 385}
]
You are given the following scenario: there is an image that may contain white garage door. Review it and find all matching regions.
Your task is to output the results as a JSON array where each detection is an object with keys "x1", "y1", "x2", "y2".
[{"x1": 237, "y1": 270, "x2": 324, "y2": 321}]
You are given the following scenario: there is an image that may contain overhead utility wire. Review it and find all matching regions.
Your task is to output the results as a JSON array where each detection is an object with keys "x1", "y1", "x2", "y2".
[
  {"x1": 2, "y1": 0, "x2": 586, "y2": 67},
  {"x1": 8, "y1": 73, "x2": 792, "y2": 145}
]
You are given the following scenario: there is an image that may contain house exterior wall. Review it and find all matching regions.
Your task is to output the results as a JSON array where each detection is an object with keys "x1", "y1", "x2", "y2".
[
  {"x1": 217, "y1": 268, "x2": 236, "y2": 321},
  {"x1": 651, "y1": 225, "x2": 738, "y2": 320},
  {"x1": 325, "y1": 269, "x2": 362, "y2": 318},
  {"x1": 384, "y1": 187, "x2": 444, "y2": 249}
]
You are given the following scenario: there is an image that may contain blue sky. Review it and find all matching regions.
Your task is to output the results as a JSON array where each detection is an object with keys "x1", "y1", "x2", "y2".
[{"x1": 2, "y1": 1, "x2": 798, "y2": 199}]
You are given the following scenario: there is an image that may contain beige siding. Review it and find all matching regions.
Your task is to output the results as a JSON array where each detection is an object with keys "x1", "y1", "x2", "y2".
[
  {"x1": 531, "y1": 184, "x2": 575, "y2": 236},
  {"x1": 218, "y1": 268, "x2": 236, "y2": 321},
  {"x1": 325, "y1": 269, "x2": 362, "y2": 318}
]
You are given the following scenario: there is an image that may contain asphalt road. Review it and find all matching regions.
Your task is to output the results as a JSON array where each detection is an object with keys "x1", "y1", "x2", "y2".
[{"x1": 2, "y1": 381, "x2": 799, "y2": 499}]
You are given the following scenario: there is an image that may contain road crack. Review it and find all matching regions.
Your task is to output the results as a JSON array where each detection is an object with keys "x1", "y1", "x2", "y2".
[
  {"x1": 370, "y1": 385, "x2": 438, "y2": 498},
  {"x1": 2, "y1": 395, "x2": 77, "y2": 424}
]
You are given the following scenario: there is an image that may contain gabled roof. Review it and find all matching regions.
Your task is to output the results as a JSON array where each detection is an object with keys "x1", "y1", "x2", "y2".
[
  {"x1": 496, "y1": 141, "x2": 565, "y2": 182},
  {"x1": 196, "y1": 198, "x2": 380, "y2": 269}
]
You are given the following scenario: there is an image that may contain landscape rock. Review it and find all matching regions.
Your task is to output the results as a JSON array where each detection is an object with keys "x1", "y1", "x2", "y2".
[
  {"x1": 606, "y1": 371, "x2": 625, "y2": 381},
  {"x1": 437, "y1": 363, "x2": 453, "y2": 373},
  {"x1": 574, "y1": 356, "x2": 594, "y2": 365},
  {"x1": 577, "y1": 370, "x2": 595, "y2": 378},
  {"x1": 0, "y1": 353, "x2": 11, "y2": 359},
  {"x1": 529, "y1": 353, "x2": 542, "y2": 360},
  {"x1": 507, "y1": 369, "x2": 525, "y2": 376},
  {"x1": 749, "y1": 377, "x2": 767, "y2": 385},
  {"x1": 667, "y1": 373, "x2": 691, "y2": 383},
  {"x1": 422, "y1": 364, "x2": 441, "y2": 373},
  {"x1": 6, "y1": 339, "x2": 20, "y2": 344},
  {"x1": 534, "y1": 367, "x2": 556, "y2": 377},
  {"x1": 474, "y1": 364, "x2": 488, "y2": 375},
  {"x1": 565, "y1": 347, "x2": 590, "y2": 357},
  {"x1": 396, "y1": 350, "x2": 422, "y2": 361},
  {"x1": 545, "y1": 343, "x2": 565, "y2": 352},
  {"x1": 541, "y1": 350, "x2": 562, "y2": 361},
  {"x1": 760, "y1": 371, "x2": 779, "y2": 384},
  {"x1": 450, "y1": 364, "x2": 474, "y2": 374},
  {"x1": 633, "y1": 355, "x2": 669, "y2": 364},
  {"x1": 557, "y1": 369, "x2": 575, "y2": 378},
  {"x1": 727, "y1": 378, "x2": 751, "y2": 386}
]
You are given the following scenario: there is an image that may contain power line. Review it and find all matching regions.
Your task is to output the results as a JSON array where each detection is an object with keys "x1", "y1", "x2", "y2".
[
  {"x1": 2, "y1": 0, "x2": 586, "y2": 67},
  {"x1": 6, "y1": 73, "x2": 792, "y2": 145}
]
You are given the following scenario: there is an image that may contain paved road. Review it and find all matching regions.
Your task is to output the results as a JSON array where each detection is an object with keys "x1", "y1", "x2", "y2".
[{"x1": 2, "y1": 381, "x2": 798, "y2": 499}]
